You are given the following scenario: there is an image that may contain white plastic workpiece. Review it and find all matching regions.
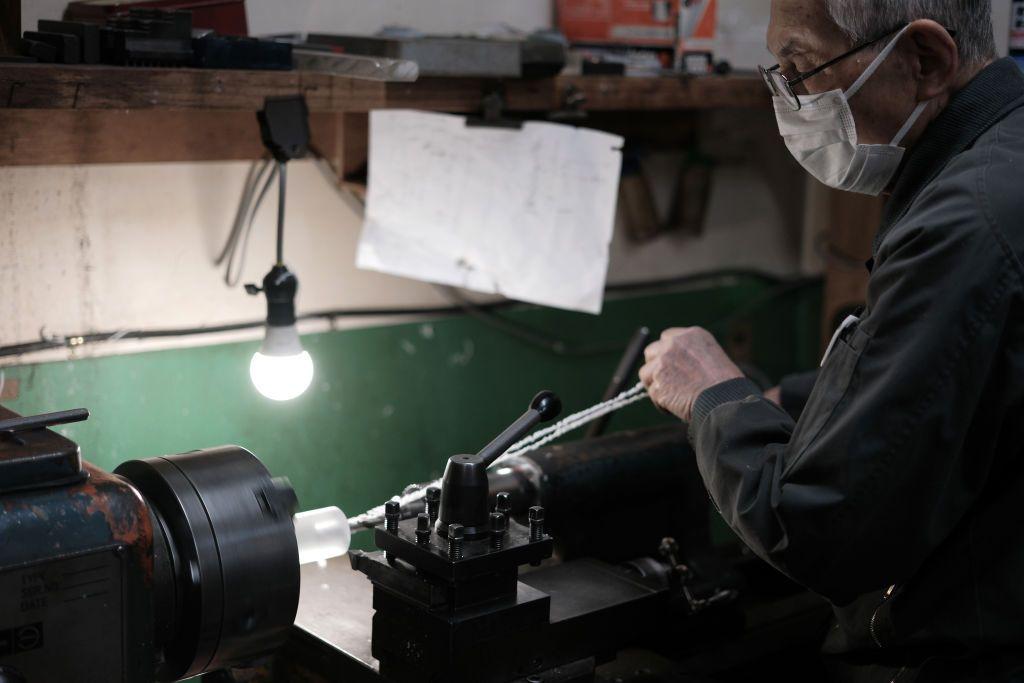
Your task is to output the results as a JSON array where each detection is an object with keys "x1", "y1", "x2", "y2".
[{"x1": 294, "y1": 506, "x2": 351, "y2": 565}]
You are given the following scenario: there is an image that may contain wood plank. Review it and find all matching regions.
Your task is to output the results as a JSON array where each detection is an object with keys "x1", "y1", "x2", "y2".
[
  {"x1": 0, "y1": 109, "x2": 341, "y2": 165},
  {"x1": 556, "y1": 75, "x2": 770, "y2": 111},
  {"x1": 382, "y1": 77, "x2": 556, "y2": 112},
  {"x1": 0, "y1": 63, "x2": 767, "y2": 113},
  {"x1": 384, "y1": 75, "x2": 767, "y2": 112},
  {"x1": 0, "y1": 64, "x2": 387, "y2": 111}
]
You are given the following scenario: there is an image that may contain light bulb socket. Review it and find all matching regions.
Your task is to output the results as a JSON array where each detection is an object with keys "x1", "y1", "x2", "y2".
[{"x1": 262, "y1": 265, "x2": 298, "y2": 327}]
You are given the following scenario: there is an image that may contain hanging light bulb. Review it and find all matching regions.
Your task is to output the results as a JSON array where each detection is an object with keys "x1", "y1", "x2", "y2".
[
  {"x1": 248, "y1": 264, "x2": 314, "y2": 401},
  {"x1": 250, "y1": 325, "x2": 314, "y2": 401},
  {"x1": 244, "y1": 98, "x2": 314, "y2": 401}
]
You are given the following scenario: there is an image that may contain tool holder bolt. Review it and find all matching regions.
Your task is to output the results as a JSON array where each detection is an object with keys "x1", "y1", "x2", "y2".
[
  {"x1": 425, "y1": 486, "x2": 441, "y2": 526},
  {"x1": 447, "y1": 523, "x2": 465, "y2": 560},
  {"x1": 528, "y1": 506, "x2": 545, "y2": 542},
  {"x1": 494, "y1": 491, "x2": 512, "y2": 515},
  {"x1": 489, "y1": 511, "x2": 507, "y2": 550},
  {"x1": 384, "y1": 500, "x2": 401, "y2": 534},
  {"x1": 415, "y1": 513, "x2": 431, "y2": 547}
]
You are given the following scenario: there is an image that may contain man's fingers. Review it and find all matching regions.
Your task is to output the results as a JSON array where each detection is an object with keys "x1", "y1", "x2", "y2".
[
  {"x1": 661, "y1": 327, "x2": 693, "y2": 340},
  {"x1": 643, "y1": 340, "x2": 664, "y2": 362},
  {"x1": 638, "y1": 362, "x2": 654, "y2": 387}
]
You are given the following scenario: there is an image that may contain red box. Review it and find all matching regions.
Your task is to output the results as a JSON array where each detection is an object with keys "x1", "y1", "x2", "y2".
[
  {"x1": 557, "y1": 0, "x2": 680, "y2": 48},
  {"x1": 64, "y1": 0, "x2": 249, "y2": 36}
]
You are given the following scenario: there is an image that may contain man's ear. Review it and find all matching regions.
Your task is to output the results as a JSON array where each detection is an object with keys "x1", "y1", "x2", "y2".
[{"x1": 904, "y1": 19, "x2": 960, "y2": 100}]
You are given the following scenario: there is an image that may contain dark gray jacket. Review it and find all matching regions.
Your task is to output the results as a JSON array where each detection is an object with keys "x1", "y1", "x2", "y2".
[{"x1": 690, "y1": 59, "x2": 1024, "y2": 682}]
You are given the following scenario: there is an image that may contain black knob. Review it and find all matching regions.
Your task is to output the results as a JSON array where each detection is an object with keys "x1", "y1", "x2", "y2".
[{"x1": 530, "y1": 390, "x2": 562, "y2": 422}]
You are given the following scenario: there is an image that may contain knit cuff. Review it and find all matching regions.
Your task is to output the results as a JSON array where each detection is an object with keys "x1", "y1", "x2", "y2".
[{"x1": 688, "y1": 377, "x2": 762, "y2": 443}]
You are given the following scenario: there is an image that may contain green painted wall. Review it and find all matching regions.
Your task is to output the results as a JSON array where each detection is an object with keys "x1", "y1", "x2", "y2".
[{"x1": 3, "y1": 274, "x2": 820, "y2": 548}]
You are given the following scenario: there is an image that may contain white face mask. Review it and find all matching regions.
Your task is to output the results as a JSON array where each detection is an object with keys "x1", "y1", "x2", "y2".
[{"x1": 774, "y1": 25, "x2": 931, "y2": 196}]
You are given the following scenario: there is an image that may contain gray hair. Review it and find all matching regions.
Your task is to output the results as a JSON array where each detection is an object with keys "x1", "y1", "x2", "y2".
[{"x1": 824, "y1": 0, "x2": 996, "y2": 65}]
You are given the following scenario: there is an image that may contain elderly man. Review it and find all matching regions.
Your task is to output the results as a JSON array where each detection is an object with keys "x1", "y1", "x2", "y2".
[{"x1": 640, "y1": 1, "x2": 1024, "y2": 681}]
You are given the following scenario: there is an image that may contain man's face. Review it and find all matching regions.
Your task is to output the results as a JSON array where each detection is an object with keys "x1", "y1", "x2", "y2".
[{"x1": 767, "y1": 0, "x2": 919, "y2": 145}]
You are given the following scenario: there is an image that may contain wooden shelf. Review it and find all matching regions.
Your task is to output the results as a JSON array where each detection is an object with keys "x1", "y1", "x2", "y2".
[
  {"x1": 0, "y1": 63, "x2": 768, "y2": 173},
  {"x1": 0, "y1": 63, "x2": 768, "y2": 112}
]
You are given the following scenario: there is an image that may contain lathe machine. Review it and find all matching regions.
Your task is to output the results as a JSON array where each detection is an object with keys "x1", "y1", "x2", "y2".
[{"x1": 0, "y1": 391, "x2": 830, "y2": 682}]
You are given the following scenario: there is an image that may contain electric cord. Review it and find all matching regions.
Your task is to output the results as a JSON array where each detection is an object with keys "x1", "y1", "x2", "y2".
[
  {"x1": 434, "y1": 274, "x2": 821, "y2": 359},
  {"x1": 218, "y1": 147, "x2": 349, "y2": 287},
  {"x1": 216, "y1": 158, "x2": 277, "y2": 287},
  {"x1": 434, "y1": 286, "x2": 625, "y2": 357}
]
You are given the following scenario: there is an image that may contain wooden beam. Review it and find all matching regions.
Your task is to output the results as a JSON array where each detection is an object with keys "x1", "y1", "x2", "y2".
[
  {"x1": 0, "y1": 63, "x2": 768, "y2": 113},
  {"x1": 0, "y1": 109, "x2": 341, "y2": 165},
  {"x1": 0, "y1": 64, "x2": 387, "y2": 111},
  {"x1": 553, "y1": 75, "x2": 771, "y2": 111}
]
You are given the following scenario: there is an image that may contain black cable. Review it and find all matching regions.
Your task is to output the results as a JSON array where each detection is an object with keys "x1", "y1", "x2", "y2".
[
  {"x1": 0, "y1": 301, "x2": 520, "y2": 358},
  {"x1": 0, "y1": 271, "x2": 822, "y2": 359},
  {"x1": 435, "y1": 286, "x2": 626, "y2": 357},
  {"x1": 276, "y1": 161, "x2": 287, "y2": 265},
  {"x1": 435, "y1": 275, "x2": 821, "y2": 359}
]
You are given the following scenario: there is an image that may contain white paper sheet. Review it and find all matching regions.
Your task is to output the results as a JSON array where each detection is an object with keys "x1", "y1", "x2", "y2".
[{"x1": 356, "y1": 110, "x2": 624, "y2": 314}]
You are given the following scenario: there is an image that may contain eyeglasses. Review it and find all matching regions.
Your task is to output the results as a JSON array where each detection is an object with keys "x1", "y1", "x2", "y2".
[{"x1": 760, "y1": 25, "x2": 951, "y2": 110}]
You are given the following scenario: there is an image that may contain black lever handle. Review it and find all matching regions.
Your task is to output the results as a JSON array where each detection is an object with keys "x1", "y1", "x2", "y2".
[
  {"x1": 436, "y1": 391, "x2": 561, "y2": 540},
  {"x1": 0, "y1": 408, "x2": 89, "y2": 434},
  {"x1": 475, "y1": 391, "x2": 561, "y2": 468}
]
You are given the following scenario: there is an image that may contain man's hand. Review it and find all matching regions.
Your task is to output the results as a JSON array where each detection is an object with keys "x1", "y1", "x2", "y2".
[{"x1": 639, "y1": 327, "x2": 744, "y2": 422}]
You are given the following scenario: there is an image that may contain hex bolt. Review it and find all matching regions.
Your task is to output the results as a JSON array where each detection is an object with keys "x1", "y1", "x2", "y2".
[
  {"x1": 490, "y1": 511, "x2": 507, "y2": 550},
  {"x1": 494, "y1": 491, "x2": 512, "y2": 515},
  {"x1": 528, "y1": 506, "x2": 545, "y2": 542},
  {"x1": 384, "y1": 500, "x2": 400, "y2": 534},
  {"x1": 415, "y1": 513, "x2": 431, "y2": 547},
  {"x1": 425, "y1": 486, "x2": 441, "y2": 526},
  {"x1": 447, "y1": 523, "x2": 465, "y2": 561}
]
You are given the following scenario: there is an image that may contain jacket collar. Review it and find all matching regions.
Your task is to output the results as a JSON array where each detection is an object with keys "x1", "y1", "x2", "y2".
[{"x1": 874, "y1": 57, "x2": 1024, "y2": 253}]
